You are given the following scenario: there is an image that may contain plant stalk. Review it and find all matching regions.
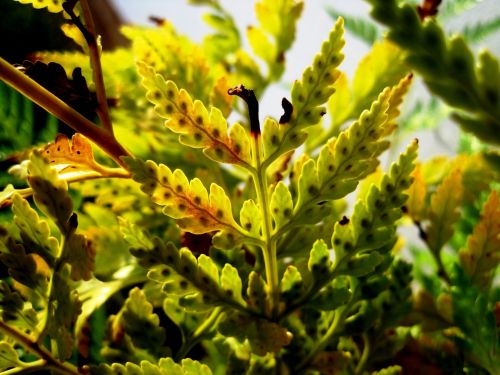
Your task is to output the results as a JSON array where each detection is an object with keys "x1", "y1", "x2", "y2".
[
  {"x1": 0, "y1": 57, "x2": 131, "y2": 168},
  {"x1": 252, "y1": 136, "x2": 279, "y2": 319},
  {"x1": 77, "y1": 0, "x2": 114, "y2": 135},
  {"x1": 0, "y1": 321, "x2": 80, "y2": 375},
  {"x1": 175, "y1": 307, "x2": 222, "y2": 361}
]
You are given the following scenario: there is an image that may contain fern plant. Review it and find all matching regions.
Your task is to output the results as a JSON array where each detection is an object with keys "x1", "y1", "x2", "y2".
[{"x1": 0, "y1": 0, "x2": 498, "y2": 374}]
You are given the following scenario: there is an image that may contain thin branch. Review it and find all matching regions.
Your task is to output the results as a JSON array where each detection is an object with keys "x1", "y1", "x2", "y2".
[
  {"x1": 0, "y1": 321, "x2": 80, "y2": 375},
  {"x1": 0, "y1": 57, "x2": 131, "y2": 168},
  {"x1": 64, "y1": 0, "x2": 113, "y2": 134}
]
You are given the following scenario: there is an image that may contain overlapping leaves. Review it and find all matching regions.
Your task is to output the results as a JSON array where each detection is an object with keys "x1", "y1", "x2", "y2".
[
  {"x1": 137, "y1": 62, "x2": 251, "y2": 167},
  {"x1": 262, "y1": 17, "x2": 345, "y2": 165},
  {"x1": 123, "y1": 225, "x2": 247, "y2": 312}
]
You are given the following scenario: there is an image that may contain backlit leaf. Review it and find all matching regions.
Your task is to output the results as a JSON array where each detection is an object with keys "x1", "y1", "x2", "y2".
[
  {"x1": 262, "y1": 17, "x2": 345, "y2": 165},
  {"x1": 426, "y1": 168, "x2": 463, "y2": 254},
  {"x1": 459, "y1": 190, "x2": 500, "y2": 289},
  {"x1": 12, "y1": 194, "x2": 58, "y2": 265},
  {"x1": 40, "y1": 133, "x2": 112, "y2": 176},
  {"x1": 115, "y1": 287, "x2": 165, "y2": 355},
  {"x1": 0, "y1": 341, "x2": 24, "y2": 371},
  {"x1": 405, "y1": 163, "x2": 427, "y2": 222},
  {"x1": 136, "y1": 62, "x2": 252, "y2": 168},
  {"x1": 15, "y1": 0, "x2": 65, "y2": 14},
  {"x1": 126, "y1": 157, "x2": 246, "y2": 238}
]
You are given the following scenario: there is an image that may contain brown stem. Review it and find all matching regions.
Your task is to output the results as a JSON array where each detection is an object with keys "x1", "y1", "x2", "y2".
[
  {"x1": 0, "y1": 321, "x2": 80, "y2": 375},
  {"x1": 0, "y1": 57, "x2": 131, "y2": 168},
  {"x1": 73, "y1": 0, "x2": 114, "y2": 134}
]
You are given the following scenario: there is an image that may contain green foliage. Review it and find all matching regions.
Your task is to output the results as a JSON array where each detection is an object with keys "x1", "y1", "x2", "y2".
[
  {"x1": 365, "y1": 0, "x2": 500, "y2": 145},
  {"x1": 0, "y1": 0, "x2": 499, "y2": 374}
]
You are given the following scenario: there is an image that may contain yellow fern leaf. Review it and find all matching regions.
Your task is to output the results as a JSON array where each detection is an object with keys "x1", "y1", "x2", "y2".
[
  {"x1": 137, "y1": 62, "x2": 252, "y2": 168},
  {"x1": 16, "y1": 0, "x2": 65, "y2": 13},
  {"x1": 426, "y1": 169, "x2": 463, "y2": 254},
  {"x1": 406, "y1": 163, "x2": 427, "y2": 222},
  {"x1": 126, "y1": 158, "x2": 249, "y2": 237},
  {"x1": 459, "y1": 190, "x2": 500, "y2": 288},
  {"x1": 41, "y1": 134, "x2": 111, "y2": 176}
]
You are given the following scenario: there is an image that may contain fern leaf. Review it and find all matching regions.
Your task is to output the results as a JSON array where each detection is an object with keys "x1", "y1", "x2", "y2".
[
  {"x1": 128, "y1": 237, "x2": 247, "y2": 312},
  {"x1": 462, "y1": 17, "x2": 500, "y2": 43},
  {"x1": 366, "y1": 0, "x2": 500, "y2": 145},
  {"x1": 41, "y1": 133, "x2": 114, "y2": 177},
  {"x1": 262, "y1": 17, "x2": 345, "y2": 166},
  {"x1": 326, "y1": 7, "x2": 380, "y2": 44},
  {"x1": 332, "y1": 140, "x2": 418, "y2": 275},
  {"x1": 15, "y1": 0, "x2": 65, "y2": 13},
  {"x1": 27, "y1": 152, "x2": 94, "y2": 281},
  {"x1": 12, "y1": 194, "x2": 58, "y2": 266},
  {"x1": 248, "y1": 0, "x2": 304, "y2": 80},
  {"x1": 92, "y1": 358, "x2": 212, "y2": 375},
  {"x1": 126, "y1": 157, "x2": 257, "y2": 246},
  {"x1": 0, "y1": 341, "x2": 26, "y2": 371},
  {"x1": 292, "y1": 80, "x2": 408, "y2": 225},
  {"x1": 459, "y1": 190, "x2": 500, "y2": 289},
  {"x1": 136, "y1": 61, "x2": 252, "y2": 168},
  {"x1": 405, "y1": 163, "x2": 427, "y2": 222},
  {"x1": 426, "y1": 168, "x2": 463, "y2": 255},
  {"x1": 113, "y1": 288, "x2": 165, "y2": 356},
  {"x1": 351, "y1": 39, "x2": 409, "y2": 117}
]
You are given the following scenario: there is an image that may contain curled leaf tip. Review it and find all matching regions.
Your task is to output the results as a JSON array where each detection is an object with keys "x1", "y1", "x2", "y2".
[
  {"x1": 279, "y1": 97, "x2": 293, "y2": 124},
  {"x1": 228, "y1": 84, "x2": 260, "y2": 136}
]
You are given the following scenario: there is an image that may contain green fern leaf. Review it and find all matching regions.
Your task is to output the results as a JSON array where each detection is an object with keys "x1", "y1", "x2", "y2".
[
  {"x1": 366, "y1": 0, "x2": 500, "y2": 145},
  {"x1": 262, "y1": 17, "x2": 345, "y2": 166},
  {"x1": 91, "y1": 358, "x2": 212, "y2": 375},
  {"x1": 290, "y1": 78, "x2": 411, "y2": 228},
  {"x1": 280, "y1": 265, "x2": 303, "y2": 301},
  {"x1": 12, "y1": 193, "x2": 58, "y2": 266},
  {"x1": 326, "y1": 7, "x2": 380, "y2": 44},
  {"x1": 136, "y1": 61, "x2": 252, "y2": 168},
  {"x1": 113, "y1": 287, "x2": 165, "y2": 356},
  {"x1": 248, "y1": 0, "x2": 303, "y2": 80},
  {"x1": 128, "y1": 237, "x2": 247, "y2": 312},
  {"x1": 462, "y1": 17, "x2": 500, "y2": 43},
  {"x1": 332, "y1": 140, "x2": 418, "y2": 276},
  {"x1": 0, "y1": 341, "x2": 26, "y2": 371}
]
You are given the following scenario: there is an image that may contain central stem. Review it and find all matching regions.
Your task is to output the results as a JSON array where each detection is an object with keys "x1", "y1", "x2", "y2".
[
  {"x1": 228, "y1": 85, "x2": 280, "y2": 318},
  {"x1": 253, "y1": 137, "x2": 279, "y2": 319}
]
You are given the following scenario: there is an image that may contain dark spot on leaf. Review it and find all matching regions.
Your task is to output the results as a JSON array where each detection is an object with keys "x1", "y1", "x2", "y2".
[{"x1": 339, "y1": 216, "x2": 349, "y2": 225}]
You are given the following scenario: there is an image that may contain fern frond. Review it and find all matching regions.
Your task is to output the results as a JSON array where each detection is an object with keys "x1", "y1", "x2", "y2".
[
  {"x1": 136, "y1": 61, "x2": 252, "y2": 169},
  {"x1": 331, "y1": 140, "x2": 418, "y2": 275},
  {"x1": 15, "y1": 0, "x2": 65, "y2": 13},
  {"x1": 128, "y1": 236, "x2": 247, "y2": 313},
  {"x1": 248, "y1": 0, "x2": 304, "y2": 80},
  {"x1": 366, "y1": 0, "x2": 500, "y2": 145},
  {"x1": 462, "y1": 17, "x2": 500, "y2": 43},
  {"x1": 459, "y1": 190, "x2": 500, "y2": 289},
  {"x1": 262, "y1": 17, "x2": 345, "y2": 167},
  {"x1": 426, "y1": 168, "x2": 463, "y2": 255},
  {"x1": 289, "y1": 80, "x2": 409, "y2": 228},
  {"x1": 326, "y1": 7, "x2": 380, "y2": 45}
]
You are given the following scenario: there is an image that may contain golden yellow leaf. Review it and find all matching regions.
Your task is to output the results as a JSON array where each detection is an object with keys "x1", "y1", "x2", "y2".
[
  {"x1": 459, "y1": 190, "x2": 500, "y2": 288},
  {"x1": 406, "y1": 163, "x2": 427, "y2": 222},
  {"x1": 426, "y1": 168, "x2": 463, "y2": 254}
]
